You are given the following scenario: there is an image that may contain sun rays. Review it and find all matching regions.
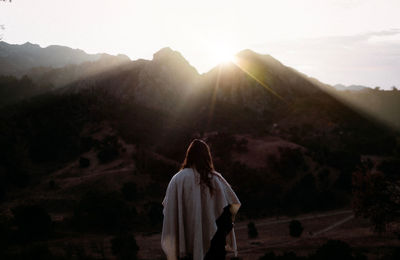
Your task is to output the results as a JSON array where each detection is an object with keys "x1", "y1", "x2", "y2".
[
  {"x1": 205, "y1": 51, "x2": 289, "y2": 128},
  {"x1": 233, "y1": 57, "x2": 287, "y2": 103}
]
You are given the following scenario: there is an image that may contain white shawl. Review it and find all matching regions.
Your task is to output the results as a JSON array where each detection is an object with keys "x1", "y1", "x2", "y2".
[{"x1": 161, "y1": 168, "x2": 241, "y2": 260}]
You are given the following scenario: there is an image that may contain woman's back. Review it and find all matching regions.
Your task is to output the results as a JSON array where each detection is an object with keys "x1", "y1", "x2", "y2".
[{"x1": 161, "y1": 167, "x2": 240, "y2": 260}]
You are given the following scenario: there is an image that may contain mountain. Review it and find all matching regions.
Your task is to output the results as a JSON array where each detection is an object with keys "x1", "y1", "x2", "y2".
[
  {"x1": 326, "y1": 84, "x2": 400, "y2": 130},
  {"x1": 57, "y1": 47, "x2": 201, "y2": 114},
  {"x1": 0, "y1": 41, "x2": 130, "y2": 77},
  {"x1": 2, "y1": 45, "x2": 391, "y2": 166},
  {"x1": 333, "y1": 84, "x2": 369, "y2": 91},
  {"x1": 200, "y1": 49, "x2": 325, "y2": 114},
  {"x1": 0, "y1": 42, "x2": 131, "y2": 106},
  {"x1": 26, "y1": 53, "x2": 131, "y2": 88}
]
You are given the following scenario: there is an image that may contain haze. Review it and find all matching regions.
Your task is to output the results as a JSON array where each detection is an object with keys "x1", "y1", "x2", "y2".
[{"x1": 1, "y1": 0, "x2": 399, "y2": 89}]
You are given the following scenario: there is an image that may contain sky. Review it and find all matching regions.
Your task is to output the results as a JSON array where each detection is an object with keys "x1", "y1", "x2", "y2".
[{"x1": 1, "y1": 0, "x2": 400, "y2": 89}]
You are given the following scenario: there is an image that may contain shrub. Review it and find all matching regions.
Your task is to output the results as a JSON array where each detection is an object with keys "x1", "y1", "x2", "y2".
[
  {"x1": 64, "y1": 243, "x2": 98, "y2": 260},
  {"x1": 312, "y1": 240, "x2": 353, "y2": 260},
  {"x1": 19, "y1": 244, "x2": 54, "y2": 260},
  {"x1": 382, "y1": 247, "x2": 400, "y2": 260},
  {"x1": 80, "y1": 136, "x2": 95, "y2": 153},
  {"x1": 289, "y1": 220, "x2": 303, "y2": 238},
  {"x1": 0, "y1": 186, "x2": 5, "y2": 202},
  {"x1": 333, "y1": 171, "x2": 353, "y2": 191},
  {"x1": 111, "y1": 233, "x2": 139, "y2": 260},
  {"x1": 284, "y1": 174, "x2": 319, "y2": 213},
  {"x1": 73, "y1": 191, "x2": 133, "y2": 233},
  {"x1": 121, "y1": 182, "x2": 138, "y2": 201},
  {"x1": 259, "y1": 252, "x2": 276, "y2": 260},
  {"x1": 275, "y1": 148, "x2": 308, "y2": 179},
  {"x1": 146, "y1": 202, "x2": 163, "y2": 226},
  {"x1": 48, "y1": 179, "x2": 56, "y2": 190},
  {"x1": 247, "y1": 221, "x2": 258, "y2": 238},
  {"x1": 133, "y1": 149, "x2": 177, "y2": 182},
  {"x1": 259, "y1": 251, "x2": 304, "y2": 260},
  {"x1": 97, "y1": 146, "x2": 119, "y2": 164},
  {"x1": 5, "y1": 165, "x2": 30, "y2": 188},
  {"x1": 12, "y1": 205, "x2": 53, "y2": 241},
  {"x1": 378, "y1": 158, "x2": 400, "y2": 181},
  {"x1": 97, "y1": 135, "x2": 121, "y2": 164},
  {"x1": 79, "y1": 157, "x2": 90, "y2": 168},
  {"x1": 231, "y1": 257, "x2": 243, "y2": 260}
]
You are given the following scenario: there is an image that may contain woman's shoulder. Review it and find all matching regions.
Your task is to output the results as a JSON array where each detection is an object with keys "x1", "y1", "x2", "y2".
[
  {"x1": 211, "y1": 170, "x2": 222, "y2": 178},
  {"x1": 170, "y1": 168, "x2": 195, "y2": 182},
  {"x1": 211, "y1": 170, "x2": 230, "y2": 186}
]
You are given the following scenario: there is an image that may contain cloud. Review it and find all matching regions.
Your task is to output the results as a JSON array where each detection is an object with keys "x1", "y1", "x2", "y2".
[
  {"x1": 312, "y1": 29, "x2": 400, "y2": 45},
  {"x1": 252, "y1": 30, "x2": 400, "y2": 89}
]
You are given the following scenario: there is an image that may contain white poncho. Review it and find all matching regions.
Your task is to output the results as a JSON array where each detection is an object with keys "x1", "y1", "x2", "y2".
[{"x1": 161, "y1": 168, "x2": 241, "y2": 260}]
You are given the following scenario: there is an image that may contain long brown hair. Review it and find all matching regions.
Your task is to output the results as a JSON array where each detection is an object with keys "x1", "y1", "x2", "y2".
[{"x1": 181, "y1": 139, "x2": 215, "y2": 193}]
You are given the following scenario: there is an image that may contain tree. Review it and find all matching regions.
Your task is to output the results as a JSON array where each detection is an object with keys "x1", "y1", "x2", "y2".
[{"x1": 352, "y1": 159, "x2": 400, "y2": 232}]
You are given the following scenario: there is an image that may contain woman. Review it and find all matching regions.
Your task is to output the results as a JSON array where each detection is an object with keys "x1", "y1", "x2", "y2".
[{"x1": 161, "y1": 139, "x2": 241, "y2": 260}]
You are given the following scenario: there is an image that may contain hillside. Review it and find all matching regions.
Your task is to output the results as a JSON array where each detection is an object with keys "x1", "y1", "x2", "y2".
[{"x1": 0, "y1": 45, "x2": 399, "y2": 259}]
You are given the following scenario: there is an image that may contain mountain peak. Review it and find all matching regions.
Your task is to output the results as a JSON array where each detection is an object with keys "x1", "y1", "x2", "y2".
[
  {"x1": 152, "y1": 47, "x2": 199, "y2": 75},
  {"x1": 22, "y1": 41, "x2": 40, "y2": 48},
  {"x1": 153, "y1": 47, "x2": 185, "y2": 62},
  {"x1": 236, "y1": 49, "x2": 258, "y2": 57},
  {"x1": 236, "y1": 49, "x2": 278, "y2": 62}
]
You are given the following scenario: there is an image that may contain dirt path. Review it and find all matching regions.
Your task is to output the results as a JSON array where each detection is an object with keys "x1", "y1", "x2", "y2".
[
  {"x1": 234, "y1": 210, "x2": 353, "y2": 231},
  {"x1": 312, "y1": 214, "x2": 354, "y2": 236}
]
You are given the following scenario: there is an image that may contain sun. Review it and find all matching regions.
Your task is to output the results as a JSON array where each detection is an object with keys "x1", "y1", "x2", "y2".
[
  {"x1": 214, "y1": 47, "x2": 237, "y2": 64},
  {"x1": 208, "y1": 43, "x2": 238, "y2": 66}
]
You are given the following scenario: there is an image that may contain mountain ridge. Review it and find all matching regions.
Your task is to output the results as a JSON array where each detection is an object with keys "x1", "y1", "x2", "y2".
[
  {"x1": 1, "y1": 41, "x2": 399, "y2": 132},
  {"x1": 0, "y1": 41, "x2": 130, "y2": 77}
]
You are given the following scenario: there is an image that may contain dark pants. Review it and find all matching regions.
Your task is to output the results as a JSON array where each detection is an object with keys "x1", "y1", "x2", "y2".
[
  {"x1": 204, "y1": 205, "x2": 233, "y2": 260},
  {"x1": 179, "y1": 205, "x2": 233, "y2": 260}
]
